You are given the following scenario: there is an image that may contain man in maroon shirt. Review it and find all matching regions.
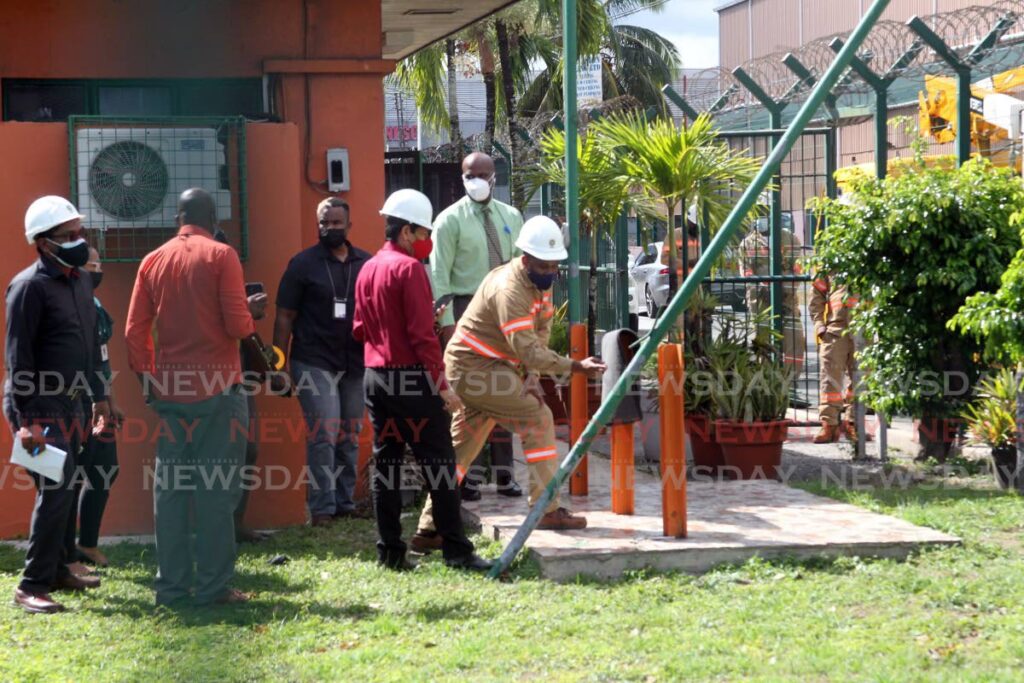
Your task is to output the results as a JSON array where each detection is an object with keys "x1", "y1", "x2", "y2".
[
  {"x1": 125, "y1": 188, "x2": 256, "y2": 606},
  {"x1": 353, "y1": 189, "x2": 490, "y2": 572}
]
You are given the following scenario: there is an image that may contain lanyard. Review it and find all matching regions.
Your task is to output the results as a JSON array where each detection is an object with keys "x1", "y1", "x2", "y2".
[{"x1": 324, "y1": 256, "x2": 353, "y2": 301}]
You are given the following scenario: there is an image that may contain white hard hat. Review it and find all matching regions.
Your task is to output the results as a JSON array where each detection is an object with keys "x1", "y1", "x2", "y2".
[
  {"x1": 379, "y1": 189, "x2": 433, "y2": 229},
  {"x1": 24, "y1": 195, "x2": 83, "y2": 244},
  {"x1": 687, "y1": 203, "x2": 698, "y2": 224},
  {"x1": 516, "y1": 216, "x2": 568, "y2": 261}
]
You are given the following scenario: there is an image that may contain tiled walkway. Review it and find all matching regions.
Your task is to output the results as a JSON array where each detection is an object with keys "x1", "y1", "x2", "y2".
[{"x1": 465, "y1": 444, "x2": 960, "y2": 581}]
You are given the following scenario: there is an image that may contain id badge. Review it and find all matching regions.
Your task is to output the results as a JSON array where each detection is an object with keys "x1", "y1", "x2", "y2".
[
  {"x1": 334, "y1": 298, "x2": 347, "y2": 320},
  {"x1": 100, "y1": 344, "x2": 109, "y2": 362}
]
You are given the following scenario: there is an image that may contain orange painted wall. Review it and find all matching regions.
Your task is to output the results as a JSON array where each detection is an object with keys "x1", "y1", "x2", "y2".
[{"x1": 0, "y1": 0, "x2": 390, "y2": 537}]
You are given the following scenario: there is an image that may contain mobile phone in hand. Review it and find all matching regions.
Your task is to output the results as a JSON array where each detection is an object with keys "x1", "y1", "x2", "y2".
[
  {"x1": 433, "y1": 293, "x2": 455, "y2": 315},
  {"x1": 245, "y1": 282, "x2": 265, "y2": 297}
]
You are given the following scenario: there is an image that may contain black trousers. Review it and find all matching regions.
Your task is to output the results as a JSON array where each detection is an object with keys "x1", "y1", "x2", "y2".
[
  {"x1": 452, "y1": 295, "x2": 514, "y2": 488},
  {"x1": 20, "y1": 397, "x2": 85, "y2": 594},
  {"x1": 363, "y1": 368, "x2": 473, "y2": 564},
  {"x1": 68, "y1": 397, "x2": 120, "y2": 551}
]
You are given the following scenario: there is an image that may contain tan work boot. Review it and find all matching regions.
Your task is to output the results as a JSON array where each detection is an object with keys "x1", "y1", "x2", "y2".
[
  {"x1": 409, "y1": 531, "x2": 443, "y2": 554},
  {"x1": 841, "y1": 421, "x2": 873, "y2": 442},
  {"x1": 538, "y1": 508, "x2": 588, "y2": 530},
  {"x1": 813, "y1": 421, "x2": 839, "y2": 444}
]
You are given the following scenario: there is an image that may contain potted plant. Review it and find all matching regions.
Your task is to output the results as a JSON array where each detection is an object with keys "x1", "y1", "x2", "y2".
[
  {"x1": 961, "y1": 368, "x2": 1019, "y2": 489},
  {"x1": 709, "y1": 313, "x2": 794, "y2": 480}
]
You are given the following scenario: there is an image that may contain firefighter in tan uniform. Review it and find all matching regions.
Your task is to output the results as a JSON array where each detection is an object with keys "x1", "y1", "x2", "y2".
[
  {"x1": 739, "y1": 223, "x2": 806, "y2": 377},
  {"x1": 411, "y1": 217, "x2": 606, "y2": 551},
  {"x1": 808, "y1": 274, "x2": 868, "y2": 443}
]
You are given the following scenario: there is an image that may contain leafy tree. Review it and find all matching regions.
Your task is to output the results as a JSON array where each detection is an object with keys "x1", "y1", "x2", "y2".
[{"x1": 811, "y1": 158, "x2": 1024, "y2": 461}]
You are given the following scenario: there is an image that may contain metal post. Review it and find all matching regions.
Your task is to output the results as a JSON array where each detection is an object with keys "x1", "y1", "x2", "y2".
[
  {"x1": 563, "y1": 0, "x2": 580, "y2": 323},
  {"x1": 615, "y1": 213, "x2": 630, "y2": 328},
  {"x1": 487, "y1": 0, "x2": 893, "y2": 579},
  {"x1": 732, "y1": 67, "x2": 785, "y2": 351},
  {"x1": 660, "y1": 84, "x2": 700, "y2": 122},
  {"x1": 907, "y1": 17, "x2": 972, "y2": 165},
  {"x1": 562, "y1": 0, "x2": 589, "y2": 496}
]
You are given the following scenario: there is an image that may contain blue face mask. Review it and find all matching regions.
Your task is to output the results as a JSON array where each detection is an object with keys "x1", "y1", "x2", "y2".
[{"x1": 527, "y1": 270, "x2": 557, "y2": 291}]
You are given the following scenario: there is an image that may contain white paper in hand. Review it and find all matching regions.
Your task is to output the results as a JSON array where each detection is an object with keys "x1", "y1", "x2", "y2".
[{"x1": 11, "y1": 440, "x2": 66, "y2": 484}]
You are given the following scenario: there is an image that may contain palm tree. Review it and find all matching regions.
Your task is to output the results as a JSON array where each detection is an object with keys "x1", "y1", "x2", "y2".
[
  {"x1": 596, "y1": 112, "x2": 763, "y2": 306},
  {"x1": 389, "y1": 42, "x2": 449, "y2": 141},
  {"x1": 445, "y1": 39, "x2": 462, "y2": 151},
  {"x1": 529, "y1": 114, "x2": 655, "y2": 350},
  {"x1": 518, "y1": 0, "x2": 681, "y2": 122}
]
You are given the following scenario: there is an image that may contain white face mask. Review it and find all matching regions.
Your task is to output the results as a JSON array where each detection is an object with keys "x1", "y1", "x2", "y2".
[{"x1": 464, "y1": 176, "x2": 492, "y2": 202}]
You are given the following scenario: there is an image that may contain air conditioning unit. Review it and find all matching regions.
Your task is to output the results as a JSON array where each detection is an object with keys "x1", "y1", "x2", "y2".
[{"x1": 76, "y1": 127, "x2": 232, "y2": 229}]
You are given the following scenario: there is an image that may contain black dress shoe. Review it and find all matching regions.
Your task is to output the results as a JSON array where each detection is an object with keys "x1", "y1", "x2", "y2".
[
  {"x1": 460, "y1": 486, "x2": 482, "y2": 502},
  {"x1": 379, "y1": 556, "x2": 418, "y2": 572},
  {"x1": 445, "y1": 553, "x2": 493, "y2": 572},
  {"x1": 496, "y1": 480, "x2": 524, "y2": 497}
]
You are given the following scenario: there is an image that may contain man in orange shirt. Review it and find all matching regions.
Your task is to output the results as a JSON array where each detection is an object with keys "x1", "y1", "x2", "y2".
[{"x1": 125, "y1": 188, "x2": 257, "y2": 606}]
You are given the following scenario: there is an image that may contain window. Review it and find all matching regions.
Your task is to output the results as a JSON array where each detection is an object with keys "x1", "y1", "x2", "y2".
[{"x1": 2, "y1": 79, "x2": 264, "y2": 121}]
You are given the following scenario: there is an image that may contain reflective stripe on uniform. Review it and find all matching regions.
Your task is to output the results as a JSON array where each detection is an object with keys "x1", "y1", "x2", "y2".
[
  {"x1": 501, "y1": 316, "x2": 534, "y2": 335},
  {"x1": 456, "y1": 330, "x2": 515, "y2": 361},
  {"x1": 524, "y1": 446, "x2": 558, "y2": 463}
]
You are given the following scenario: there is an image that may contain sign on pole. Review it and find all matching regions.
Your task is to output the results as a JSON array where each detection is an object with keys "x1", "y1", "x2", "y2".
[{"x1": 577, "y1": 57, "x2": 603, "y2": 108}]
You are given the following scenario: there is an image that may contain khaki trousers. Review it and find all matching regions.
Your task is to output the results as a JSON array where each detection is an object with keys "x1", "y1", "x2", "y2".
[
  {"x1": 417, "y1": 357, "x2": 561, "y2": 533},
  {"x1": 818, "y1": 331, "x2": 855, "y2": 425}
]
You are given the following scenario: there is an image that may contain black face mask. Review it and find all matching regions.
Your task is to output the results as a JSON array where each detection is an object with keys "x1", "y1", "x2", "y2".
[
  {"x1": 527, "y1": 270, "x2": 557, "y2": 291},
  {"x1": 319, "y1": 229, "x2": 348, "y2": 250},
  {"x1": 46, "y1": 238, "x2": 90, "y2": 268},
  {"x1": 89, "y1": 271, "x2": 103, "y2": 290}
]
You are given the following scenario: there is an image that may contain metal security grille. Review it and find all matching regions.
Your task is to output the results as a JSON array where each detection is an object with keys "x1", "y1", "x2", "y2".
[
  {"x1": 68, "y1": 116, "x2": 248, "y2": 262},
  {"x1": 699, "y1": 128, "x2": 836, "y2": 425}
]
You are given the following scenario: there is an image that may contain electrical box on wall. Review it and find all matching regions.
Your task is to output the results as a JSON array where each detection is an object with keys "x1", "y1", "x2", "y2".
[{"x1": 326, "y1": 148, "x2": 350, "y2": 192}]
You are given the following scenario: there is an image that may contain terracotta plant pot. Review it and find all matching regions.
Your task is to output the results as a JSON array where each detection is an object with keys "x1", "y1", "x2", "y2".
[
  {"x1": 713, "y1": 419, "x2": 790, "y2": 480},
  {"x1": 557, "y1": 382, "x2": 603, "y2": 421},
  {"x1": 539, "y1": 377, "x2": 567, "y2": 425},
  {"x1": 991, "y1": 444, "x2": 1017, "y2": 490},
  {"x1": 686, "y1": 413, "x2": 723, "y2": 472}
]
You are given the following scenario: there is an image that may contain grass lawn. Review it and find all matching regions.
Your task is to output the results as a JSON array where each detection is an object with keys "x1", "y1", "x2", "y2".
[{"x1": 1, "y1": 479, "x2": 1023, "y2": 682}]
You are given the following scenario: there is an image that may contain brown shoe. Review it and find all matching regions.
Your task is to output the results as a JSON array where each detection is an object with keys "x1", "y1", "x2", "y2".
[
  {"x1": 13, "y1": 588, "x2": 65, "y2": 614},
  {"x1": 214, "y1": 588, "x2": 251, "y2": 605},
  {"x1": 52, "y1": 573, "x2": 100, "y2": 592},
  {"x1": 538, "y1": 507, "x2": 588, "y2": 530},
  {"x1": 409, "y1": 532, "x2": 443, "y2": 554},
  {"x1": 311, "y1": 515, "x2": 334, "y2": 528},
  {"x1": 841, "y1": 421, "x2": 873, "y2": 442},
  {"x1": 76, "y1": 545, "x2": 109, "y2": 567},
  {"x1": 813, "y1": 422, "x2": 839, "y2": 444},
  {"x1": 67, "y1": 561, "x2": 96, "y2": 577}
]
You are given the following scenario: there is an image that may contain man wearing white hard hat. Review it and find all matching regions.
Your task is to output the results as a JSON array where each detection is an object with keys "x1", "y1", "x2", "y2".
[
  {"x1": 412, "y1": 216, "x2": 606, "y2": 548},
  {"x1": 353, "y1": 189, "x2": 491, "y2": 572},
  {"x1": 4, "y1": 195, "x2": 111, "y2": 613}
]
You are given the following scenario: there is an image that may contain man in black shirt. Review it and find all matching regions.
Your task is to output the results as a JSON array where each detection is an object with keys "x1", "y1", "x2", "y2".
[
  {"x1": 274, "y1": 197, "x2": 369, "y2": 526},
  {"x1": 4, "y1": 196, "x2": 110, "y2": 614}
]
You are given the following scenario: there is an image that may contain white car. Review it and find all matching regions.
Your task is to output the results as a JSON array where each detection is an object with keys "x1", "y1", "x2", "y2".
[{"x1": 629, "y1": 242, "x2": 667, "y2": 317}]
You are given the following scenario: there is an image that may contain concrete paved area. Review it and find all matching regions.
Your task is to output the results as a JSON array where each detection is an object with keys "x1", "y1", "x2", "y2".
[{"x1": 465, "y1": 441, "x2": 959, "y2": 582}]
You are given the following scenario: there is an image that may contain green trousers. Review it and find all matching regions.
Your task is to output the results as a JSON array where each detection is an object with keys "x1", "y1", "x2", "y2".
[{"x1": 152, "y1": 387, "x2": 248, "y2": 605}]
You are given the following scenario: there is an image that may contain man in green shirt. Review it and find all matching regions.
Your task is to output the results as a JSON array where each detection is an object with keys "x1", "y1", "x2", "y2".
[{"x1": 430, "y1": 152, "x2": 524, "y2": 500}]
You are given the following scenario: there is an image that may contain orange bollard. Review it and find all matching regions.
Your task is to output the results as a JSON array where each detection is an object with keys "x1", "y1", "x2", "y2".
[
  {"x1": 611, "y1": 422, "x2": 635, "y2": 515},
  {"x1": 569, "y1": 323, "x2": 589, "y2": 496},
  {"x1": 658, "y1": 343, "x2": 687, "y2": 537}
]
